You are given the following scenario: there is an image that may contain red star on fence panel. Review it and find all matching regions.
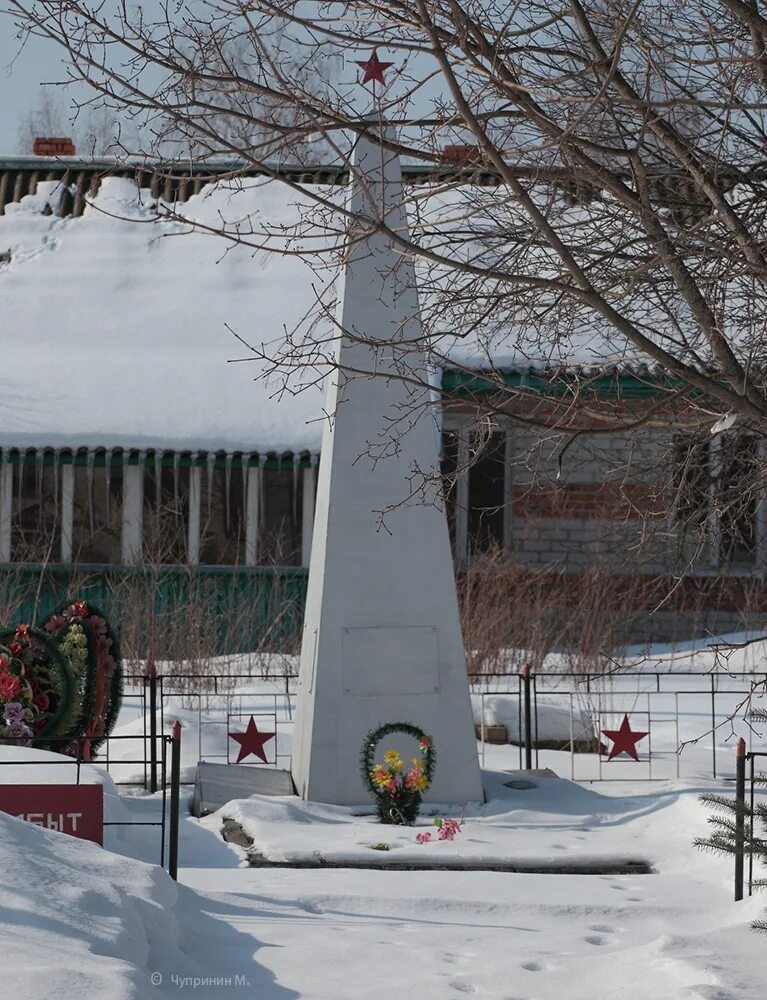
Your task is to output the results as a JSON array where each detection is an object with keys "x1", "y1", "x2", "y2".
[
  {"x1": 229, "y1": 716, "x2": 276, "y2": 764},
  {"x1": 356, "y1": 50, "x2": 394, "y2": 86},
  {"x1": 601, "y1": 713, "x2": 649, "y2": 761}
]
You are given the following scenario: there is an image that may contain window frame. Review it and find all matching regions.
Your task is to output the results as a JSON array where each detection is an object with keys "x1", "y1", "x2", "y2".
[
  {"x1": 673, "y1": 432, "x2": 767, "y2": 575},
  {"x1": 441, "y1": 416, "x2": 513, "y2": 568}
]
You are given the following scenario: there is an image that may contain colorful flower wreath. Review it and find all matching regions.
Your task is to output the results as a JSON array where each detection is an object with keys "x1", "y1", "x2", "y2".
[
  {"x1": 0, "y1": 600, "x2": 123, "y2": 758},
  {"x1": 0, "y1": 624, "x2": 77, "y2": 746},
  {"x1": 44, "y1": 599, "x2": 123, "y2": 757},
  {"x1": 360, "y1": 722, "x2": 435, "y2": 825}
]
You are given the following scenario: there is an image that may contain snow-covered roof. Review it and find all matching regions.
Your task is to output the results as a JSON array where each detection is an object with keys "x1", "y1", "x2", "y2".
[
  {"x1": 0, "y1": 173, "x2": 631, "y2": 453},
  {"x1": 0, "y1": 176, "x2": 328, "y2": 453}
]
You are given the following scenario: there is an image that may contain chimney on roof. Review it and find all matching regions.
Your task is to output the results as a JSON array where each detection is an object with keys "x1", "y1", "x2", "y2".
[{"x1": 32, "y1": 137, "x2": 76, "y2": 157}]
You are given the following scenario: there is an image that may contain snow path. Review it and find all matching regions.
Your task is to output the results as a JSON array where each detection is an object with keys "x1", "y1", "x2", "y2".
[
  {"x1": 5, "y1": 784, "x2": 762, "y2": 1000},
  {"x1": 178, "y1": 866, "x2": 762, "y2": 999},
  {"x1": 166, "y1": 769, "x2": 767, "y2": 1000}
]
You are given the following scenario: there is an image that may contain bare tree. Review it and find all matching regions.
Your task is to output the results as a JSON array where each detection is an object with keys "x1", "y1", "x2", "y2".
[
  {"x1": 18, "y1": 81, "x2": 138, "y2": 155},
  {"x1": 8, "y1": 0, "x2": 767, "y2": 657},
  {"x1": 16, "y1": 87, "x2": 68, "y2": 152},
  {"x1": 6, "y1": 0, "x2": 767, "y2": 425},
  {"x1": 153, "y1": 20, "x2": 341, "y2": 163}
]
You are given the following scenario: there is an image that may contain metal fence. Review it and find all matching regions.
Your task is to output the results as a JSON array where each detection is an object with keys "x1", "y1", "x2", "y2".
[
  {"x1": 474, "y1": 669, "x2": 767, "y2": 781},
  {"x1": 0, "y1": 730, "x2": 182, "y2": 879},
  {"x1": 129, "y1": 667, "x2": 767, "y2": 786},
  {"x1": 731, "y1": 743, "x2": 767, "y2": 902},
  {"x1": 132, "y1": 672, "x2": 296, "y2": 789}
]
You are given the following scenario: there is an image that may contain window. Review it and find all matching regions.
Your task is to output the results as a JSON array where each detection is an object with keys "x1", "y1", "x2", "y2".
[
  {"x1": 718, "y1": 435, "x2": 759, "y2": 565},
  {"x1": 468, "y1": 431, "x2": 506, "y2": 556},
  {"x1": 10, "y1": 455, "x2": 60, "y2": 562},
  {"x1": 200, "y1": 465, "x2": 246, "y2": 565},
  {"x1": 673, "y1": 432, "x2": 762, "y2": 568},
  {"x1": 0, "y1": 449, "x2": 314, "y2": 569},
  {"x1": 441, "y1": 425, "x2": 509, "y2": 565},
  {"x1": 440, "y1": 430, "x2": 459, "y2": 553},
  {"x1": 260, "y1": 467, "x2": 303, "y2": 566},
  {"x1": 72, "y1": 459, "x2": 123, "y2": 563},
  {"x1": 672, "y1": 436, "x2": 709, "y2": 531},
  {"x1": 143, "y1": 458, "x2": 190, "y2": 564}
]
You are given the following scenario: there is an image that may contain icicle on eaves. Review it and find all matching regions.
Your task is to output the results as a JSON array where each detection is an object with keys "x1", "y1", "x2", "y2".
[
  {"x1": 52, "y1": 449, "x2": 60, "y2": 508},
  {"x1": 242, "y1": 455, "x2": 250, "y2": 541},
  {"x1": 104, "y1": 449, "x2": 113, "y2": 527},
  {"x1": 292, "y1": 454, "x2": 300, "y2": 522},
  {"x1": 259, "y1": 457, "x2": 265, "y2": 526},
  {"x1": 206, "y1": 453, "x2": 216, "y2": 514},
  {"x1": 224, "y1": 453, "x2": 233, "y2": 533},
  {"x1": 122, "y1": 448, "x2": 131, "y2": 509},
  {"x1": 35, "y1": 449, "x2": 44, "y2": 528},
  {"x1": 86, "y1": 450, "x2": 95, "y2": 535},
  {"x1": 16, "y1": 450, "x2": 24, "y2": 515},
  {"x1": 153, "y1": 450, "x2": 162, "y2": 511},
  {"x1": 195, "y1": 452, "x2": 204, "y2": 534},
  {"x1": 173, "y1": 451, "x2": 180, "y2": 502}
]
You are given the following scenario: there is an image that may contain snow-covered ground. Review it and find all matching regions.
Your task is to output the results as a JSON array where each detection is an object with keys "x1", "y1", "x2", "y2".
[{"x1": 2, "y1": 641, "x2": 767, "y2": 999}]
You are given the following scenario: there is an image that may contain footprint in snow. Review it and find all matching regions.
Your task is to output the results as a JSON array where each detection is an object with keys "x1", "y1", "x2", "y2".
[
  {"x1": 449, "y1": 980, "x2": 476, "y2": 993},
  {"x1": 298, "y1": 899, "x2": 322, "y2": 914},
  {"x1": 584, "y1": 935, "x2": 606, "y2": 946},
  {"x1": 589, "y1": 924, "x2": 613, "y2": 933},
  {"x1": 521, "y1": 962, "x2": 542, "y2": 972},
  {"x1": 684, "y1": 988, "x2": 738, "y2": 1000}
]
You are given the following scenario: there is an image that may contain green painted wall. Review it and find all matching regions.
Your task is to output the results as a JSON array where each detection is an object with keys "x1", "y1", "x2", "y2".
[{"x1": 0, "y1": 565, "x2": 308, "y2": 660}]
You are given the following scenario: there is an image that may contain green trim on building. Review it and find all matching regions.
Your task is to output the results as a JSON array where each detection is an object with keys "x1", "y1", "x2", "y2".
[{"x1": 440, "y1": 369, "x2": 686, "y2": 400}]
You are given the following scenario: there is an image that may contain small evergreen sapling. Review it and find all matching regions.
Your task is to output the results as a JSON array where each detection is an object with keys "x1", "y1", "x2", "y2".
[{"x1": 696, "y1": 718, "x2": 767, "y2": 931}]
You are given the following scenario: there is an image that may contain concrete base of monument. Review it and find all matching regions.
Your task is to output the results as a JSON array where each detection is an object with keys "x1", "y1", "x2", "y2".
[
  {"x1": 191, "y1": 761, "x2": 295, "y2": 817},
  {"x1": 202, "y1": 767, "x2": 657, "y2": 876}
]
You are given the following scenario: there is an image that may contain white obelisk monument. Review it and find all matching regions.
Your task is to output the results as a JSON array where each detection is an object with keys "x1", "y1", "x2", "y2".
[{"x1": 291, "y1": 88, "x2": 483, "y2": 805}]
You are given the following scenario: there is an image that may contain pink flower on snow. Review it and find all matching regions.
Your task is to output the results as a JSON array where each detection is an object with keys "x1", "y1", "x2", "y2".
[{"x1": 436, "y1": 818, "x2": 462, "y2": 842}]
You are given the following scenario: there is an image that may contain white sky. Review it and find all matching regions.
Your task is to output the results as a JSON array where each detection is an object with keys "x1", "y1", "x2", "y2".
[
  {"x1": 0, "y1": 4, "x2": 431, "y2": 158},
  {"x1": 0, "y1": 12, "x2": 85, "y2": 154}
]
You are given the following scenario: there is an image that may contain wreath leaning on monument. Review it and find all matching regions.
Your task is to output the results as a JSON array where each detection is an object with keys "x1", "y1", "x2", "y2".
[{"x1": 360, "y1": 722, "x2": 435, "y2": 825}]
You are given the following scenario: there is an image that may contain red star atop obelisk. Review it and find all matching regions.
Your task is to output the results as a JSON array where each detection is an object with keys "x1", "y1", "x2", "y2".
[
  {"x1": 229, "y1": 716, "x2": 276, "y2": 764},
  {"x1": 356, "y1": 50, "x2": 394, "y2": 86},
  {"x1": 601, "y1": 713, "x2": 649, "y2": 761}
]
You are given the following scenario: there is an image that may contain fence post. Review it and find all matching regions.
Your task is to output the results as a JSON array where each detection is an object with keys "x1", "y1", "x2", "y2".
[
  {"x1": 148, "y1": 664, "x2": 158, "y2": 794},
  {"x1": 169, "y1": 720, "x2": 181, "y2": 881},
  {"x1": 711, "y1": 675, "x2": 717, "y2": 779},
  {"x1": 735, "y1": 737, "x2": 746, "y2": 902},
  {"x1": 522, "y1": 664, "x2": 533, "y2": 770}
]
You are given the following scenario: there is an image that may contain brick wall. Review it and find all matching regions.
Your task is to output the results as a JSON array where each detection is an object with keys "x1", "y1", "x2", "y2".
[
  {"x1": 511, "y1": 482, "x2": 664, "y2": 519},
  {"x1": 487, "y1": 420, "x2": 767, "y2": 643},
  {"x1": 506, "y1": 426, "x2": 672, "y2": 569}
]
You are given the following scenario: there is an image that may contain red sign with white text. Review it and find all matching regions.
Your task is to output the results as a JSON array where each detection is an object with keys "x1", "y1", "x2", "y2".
[{"x1": 0, "y1": 785, "x2": 104, "y2": 845}]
